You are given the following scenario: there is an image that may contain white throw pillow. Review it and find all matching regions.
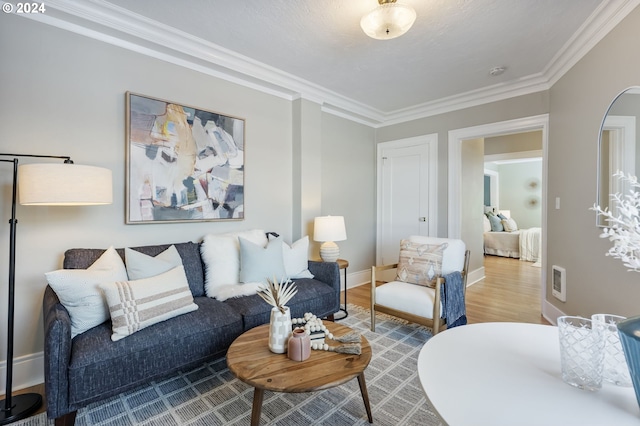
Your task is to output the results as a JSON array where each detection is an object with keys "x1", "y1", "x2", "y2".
[
  {"x1": 125, "y1": 245, "x2": 183, "y2": 280},
  {"x1": 283, "y1": 236, "x2": 314, "y2": 279},
  {"x1": 200, "y1": 229, "x2": 267, "y2": 298},
  {"x1": 100, "y1": 266, "x2": 198, "y2": 341},
  {"x1": 239, "y1": 236, "x2": 287, "y2": 283},
  {"x1": 45, "y1": 246, "x2": 128, "y2": 338},
  {"x1": 483, "y1": 215, "x2": 491, "y2": 233},
  {"x1": 502, "y1": 218, "x2": 519, "y2": 232}
]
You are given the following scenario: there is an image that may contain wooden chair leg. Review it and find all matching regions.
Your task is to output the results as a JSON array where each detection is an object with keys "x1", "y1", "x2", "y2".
[
  {"x1": 370, "y1": 267, "x2": 376, "y2": 332},
  {"x1": 371, "y1": 307, "x2": 376, "y2": 332}
]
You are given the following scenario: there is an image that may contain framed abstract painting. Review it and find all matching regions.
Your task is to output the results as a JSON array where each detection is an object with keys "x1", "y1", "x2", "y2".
[{"x1": 125, "y1": 92, "x2": 245, "y2": 223}]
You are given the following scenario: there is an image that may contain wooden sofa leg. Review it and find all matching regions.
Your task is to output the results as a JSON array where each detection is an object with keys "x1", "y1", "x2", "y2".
[
  {"x1": 55, "y1": 411, "x2": 77, "y2": 426},
  {"x1": 326, "y1": 314, "x2": 335, "y2": 322}
]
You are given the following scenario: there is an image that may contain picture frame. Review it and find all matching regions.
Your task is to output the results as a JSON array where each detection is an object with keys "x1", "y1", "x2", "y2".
[{"x1": 125, "y1": 92, "x2": 245, "y2": 224}]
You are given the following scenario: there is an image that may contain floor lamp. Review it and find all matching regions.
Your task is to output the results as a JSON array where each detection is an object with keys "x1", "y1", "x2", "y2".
[{"x1": 0, "y1": 153, "x2": 112, "y2": 424}]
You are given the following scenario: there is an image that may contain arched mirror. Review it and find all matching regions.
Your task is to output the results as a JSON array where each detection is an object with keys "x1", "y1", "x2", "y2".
[{"x1": 596, "y1": 86, "x2": 640, "y2": 226}]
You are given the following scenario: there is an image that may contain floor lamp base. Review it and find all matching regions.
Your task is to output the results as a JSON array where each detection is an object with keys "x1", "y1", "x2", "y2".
[{"x1": 0, "y1": 393, "x2": 42, "y2": 425}]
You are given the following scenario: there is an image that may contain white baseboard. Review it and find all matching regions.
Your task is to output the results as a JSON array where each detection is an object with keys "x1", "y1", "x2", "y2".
[
  {"x1": 0, "y1": 351, "x2": 44, "y2": 392},
  {"x1": 345, "y1": 269, "x2": 370, "y2": 291},
  {"x1": 466, "y1": 266, "x2": 485, "y2": 286},
  {"x1": 542, "y1": 300, "x2": 566, "y2": 326}
]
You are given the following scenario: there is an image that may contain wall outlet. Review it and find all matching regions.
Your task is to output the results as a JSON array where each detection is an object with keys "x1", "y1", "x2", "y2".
[{"x1": 552, "y1": 265, "x2": 566, "y2": 302}]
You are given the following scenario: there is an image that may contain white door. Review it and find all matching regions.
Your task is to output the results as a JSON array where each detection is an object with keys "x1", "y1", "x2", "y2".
[{"x1": 377, "y1": 135, "x2": 438, "y2": 265}]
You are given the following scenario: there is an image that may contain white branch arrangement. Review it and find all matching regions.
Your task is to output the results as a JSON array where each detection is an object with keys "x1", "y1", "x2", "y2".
[
  {"x1": 591, "y1": 171, "x2": 640, "y2": 271},
  {"x1": 257, "y1": 276, "x2": 297, "y2": 314}
]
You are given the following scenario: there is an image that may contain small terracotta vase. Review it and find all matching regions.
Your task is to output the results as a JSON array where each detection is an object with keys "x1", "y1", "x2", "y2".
[{"x1": 288, "y1": 328, "x2": 311, "y2": 361}]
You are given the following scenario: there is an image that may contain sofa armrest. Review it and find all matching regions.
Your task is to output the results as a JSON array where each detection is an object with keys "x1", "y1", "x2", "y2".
[
  {"x1": 43, "y1": 285, "x2": 73, "y2": 419},
  {"x1": 307, "y1": 261, "x2": 341, "y2": 310}
]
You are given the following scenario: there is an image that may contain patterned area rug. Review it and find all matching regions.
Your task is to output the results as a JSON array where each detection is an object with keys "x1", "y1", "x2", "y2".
[{"x1": 18, "y1": 305, "x2": 443, "y2": 425}]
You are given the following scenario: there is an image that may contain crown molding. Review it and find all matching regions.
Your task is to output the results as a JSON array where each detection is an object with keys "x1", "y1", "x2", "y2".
[
  {"x1": 380, "y1": 73, "x2": 551, "y2": 127},
  {"x1": 544, "y1": 0, "x2": 640, "y2": 87},
  {"x1": 10, "y1": 0, "x2": 638, "y2": 128}
]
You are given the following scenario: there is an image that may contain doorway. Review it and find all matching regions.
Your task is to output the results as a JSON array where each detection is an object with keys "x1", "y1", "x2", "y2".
[{"x1": 448, "y1": 114, "x2": 550, "y2": 320}]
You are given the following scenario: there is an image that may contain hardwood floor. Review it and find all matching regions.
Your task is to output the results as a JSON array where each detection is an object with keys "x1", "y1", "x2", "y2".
[{"x1": 6, "y1": 255, "x2": 546, "y2": 421}]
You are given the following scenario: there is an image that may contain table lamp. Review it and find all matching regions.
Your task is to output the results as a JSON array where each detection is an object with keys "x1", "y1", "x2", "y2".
[
  {"x1": 313, "y1": 216, "x2": 347, "y2": 263},
  {"x1": 0, "y1": 153, "x2": 112, "y2": 424}
]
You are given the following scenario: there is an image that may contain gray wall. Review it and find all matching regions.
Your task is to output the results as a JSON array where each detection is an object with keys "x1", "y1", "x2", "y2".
[
  {"x1": 0, "y1": 13, "x2": 376, "y2": 372},
  {"x1": 320, "y1": 113, "x2": 376, "y2": 266},
  {"x1": 461, "y1": 138, "x2": 485, "y2": 273},
  {"x1": 547, "y1": 5, "x2": 640, "y2": 317}
]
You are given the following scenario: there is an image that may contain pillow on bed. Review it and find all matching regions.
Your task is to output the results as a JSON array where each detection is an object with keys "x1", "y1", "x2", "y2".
[
  {"x1": 502, "y1": 218, "x2": 518, "y2": 232},
  {"x1": 488, "y1": 215, "x2": 504, "y2": 232},
  {"x1": 483, "y1": 215, "x2": 491, "y2": 232}
]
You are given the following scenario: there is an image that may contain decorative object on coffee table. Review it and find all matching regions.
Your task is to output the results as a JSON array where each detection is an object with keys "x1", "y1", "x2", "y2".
[
  {"x1": 257, "y1": 276, "x2": 297, "y2": 353},
  {"x1": 292, "y1": 312, "x2": 362, "y2": 354},
  {"x1": 287, "y1": 328, "x2": 311, "y2": 361}
]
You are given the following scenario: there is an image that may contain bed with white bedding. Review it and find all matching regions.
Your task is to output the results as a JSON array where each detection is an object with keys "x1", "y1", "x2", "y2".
[
  {"x1": 483, "y1": 211, "x2": 541, "y2": 262},
  {"x1": 483, "y1": 230, "x2": 520, "y2": 258},
  {"x1": 483, "y1": 228, "x2": 541, "y2": 261}
]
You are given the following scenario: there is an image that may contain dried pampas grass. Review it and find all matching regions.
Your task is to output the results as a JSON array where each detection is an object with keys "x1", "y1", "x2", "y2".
[{"x1": 257, "y1": 276, "x2": 297, "y2": 314}]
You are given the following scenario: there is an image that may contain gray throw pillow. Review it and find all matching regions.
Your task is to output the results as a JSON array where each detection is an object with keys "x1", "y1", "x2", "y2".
[
  {"x1": 239, "y1": 236, "x2": 287, "y2": 284},
  {"x1": 488, "y1": 214, "x2": 504, "y2": 232}
]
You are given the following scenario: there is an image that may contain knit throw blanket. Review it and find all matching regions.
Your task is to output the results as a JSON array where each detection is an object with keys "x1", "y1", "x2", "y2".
[{"x1": 442, "y1": 271, "x2": 467, "y2": 328}]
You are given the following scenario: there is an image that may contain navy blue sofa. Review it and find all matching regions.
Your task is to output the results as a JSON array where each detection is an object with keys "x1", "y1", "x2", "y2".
[{"x1": 42, "y1": 241, "x2": 340, "y2": 426}]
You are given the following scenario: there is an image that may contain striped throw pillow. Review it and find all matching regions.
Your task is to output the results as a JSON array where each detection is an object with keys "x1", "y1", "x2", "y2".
[{"x1": 100, "y1": 265, "x2": 198, "y2": 341}]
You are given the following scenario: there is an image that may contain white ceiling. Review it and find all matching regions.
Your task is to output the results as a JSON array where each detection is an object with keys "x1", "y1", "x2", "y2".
[{"x1": 18, "y1": 0, "x2": 640, "y2": 125}]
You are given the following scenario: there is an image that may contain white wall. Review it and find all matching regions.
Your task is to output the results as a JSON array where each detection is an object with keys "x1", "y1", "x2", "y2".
[
  {"x1": 0, "y1": 13, "x2": 376, "y2": 388},
  {"x1": 495, "y1": 160, "x2": 543, "y2": 229}
]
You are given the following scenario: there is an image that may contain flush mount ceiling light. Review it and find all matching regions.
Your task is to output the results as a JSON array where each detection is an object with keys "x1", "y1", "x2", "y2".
[{"x1": 360, "y1": 0, "x2": 417, "y2": 40}]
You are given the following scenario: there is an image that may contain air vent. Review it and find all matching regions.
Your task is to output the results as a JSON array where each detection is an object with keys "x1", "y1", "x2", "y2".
[{"x1": 552, "y1": 265, "x2": 566, "y2": 302}]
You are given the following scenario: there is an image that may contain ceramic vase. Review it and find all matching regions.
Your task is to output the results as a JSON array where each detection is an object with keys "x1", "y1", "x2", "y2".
[
  {"x1": 288, "y1": 328, "x2": 311, "y2": 361},
  {"x1": 617, "y1": 316, "x2": 640, "y2": 408},
  {"x1": 269, "y1": 306, "x2": 292, "y2": 354}
]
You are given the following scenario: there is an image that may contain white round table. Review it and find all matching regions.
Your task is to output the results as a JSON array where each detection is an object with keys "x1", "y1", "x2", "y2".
[{"x1": 417, "y1": 322, "x2": 639, "y2": 425}]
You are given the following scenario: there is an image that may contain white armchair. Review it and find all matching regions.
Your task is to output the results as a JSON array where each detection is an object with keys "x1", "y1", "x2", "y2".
[{"x1": 371, "y1": 236, "x2": 470, "y2": 335}]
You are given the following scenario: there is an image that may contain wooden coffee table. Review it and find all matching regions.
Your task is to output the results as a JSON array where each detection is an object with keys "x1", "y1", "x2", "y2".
[{"x1": 226, "y1": 322, "x2": 373, "y2": 425}]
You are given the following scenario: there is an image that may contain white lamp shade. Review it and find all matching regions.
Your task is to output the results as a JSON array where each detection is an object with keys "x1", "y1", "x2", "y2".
[
  {"x1": 18, "y1": 163, "x2": 113, "y2": 205},
  {"x1": 314, "y1": 216, "x2": 347, "y2": 242},
  {"x1": 360, "y1": 2, "x2": 417, "y2": 40}
]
